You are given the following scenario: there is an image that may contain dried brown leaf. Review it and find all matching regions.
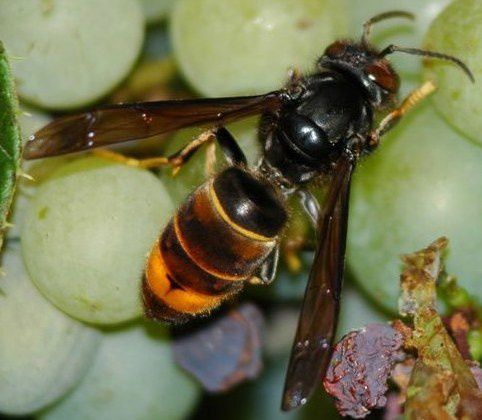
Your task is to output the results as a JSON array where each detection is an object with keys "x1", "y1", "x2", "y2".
[
  {"x1": 446, "y1": 312, "x2": 472, "y2": 360},
  {"x1": 400, "y1": 238, "x2": 482, "y2": 419},
  {"x1": 405, "y1": 361, "x2": 457, "y2": 420},
  {"x1": 399, "y1": 237, "x2": 447, "y2": 318}
]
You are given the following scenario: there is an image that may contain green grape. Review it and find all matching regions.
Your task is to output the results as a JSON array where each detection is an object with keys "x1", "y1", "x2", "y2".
[
  {"x1": 0, "y1": 244, "x2": 101, "y2": 415},
  {"x1": 21, "y1": 157, "x2": 174, "y2": 324},
  {"x1": 8, "y1": 107, "x2": 55, "y2": 240},
  {"x1": 348, "y1": 0, "x2": 451, "y2": 82},
  {"x1": 171, "y1": 0, "x2": 348, "y2": 96},
  {"x1": 337, "y1": 282, "x2": 389, "y2": 337},
  {"x1": 18, "y1": 106, "x2": 51, "y2": 143},
  {"x1": 140, "y1": 0, "x2": 175, "y2": 23},
  {"x1": 9, "y1": 108, "x2": 77, "y2": 240},
  {"x1": 348, "y1": 102, "x2": 482, "y2": 312},
  {"x1": 161, "y1": 117, "x2": 260, "y2": 205},
  {"x1": 18, "y1": 107, "x2": 76, "y2": 185},
  {"x1": 0, "y1": 0, "x2": 144, "y2": 110},
  {"x1": 40, "y1": 322, "x2": 200, "y2": 420},
  {"x1": 423, "y1": 0, "x2": 482, "y2": 145}
]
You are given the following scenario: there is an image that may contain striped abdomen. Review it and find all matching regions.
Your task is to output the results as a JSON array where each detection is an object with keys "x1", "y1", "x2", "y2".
[{"x1": 143, "y1": 167, "x2": 287, "y2": 323}]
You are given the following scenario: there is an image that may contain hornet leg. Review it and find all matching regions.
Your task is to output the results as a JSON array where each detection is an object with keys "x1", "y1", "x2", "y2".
[
  {"x1": 281, "y1": 189, "x2": 320, "y2": 273},
  {"x1": 215, "y1": 127, "x2": 247, "y2": 167},
  {"x1": 368, "y1": 80, "x2": 436, "y2": 147},
  {"x1": 297, "y1": 189, "x2": 321, "y2": 230},
  {"x1": 250, "y1": 246, "x2": 280, "y2": 285},
  {"x1": 93, "y1": 129, "x2": 216, "y2": 174},
  {"x1": 93, "y1": 126, "x2": 247, "y2": 174}
]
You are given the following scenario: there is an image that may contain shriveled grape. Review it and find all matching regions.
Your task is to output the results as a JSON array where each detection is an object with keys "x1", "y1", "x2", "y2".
[{"x1": 21, "y1": 157, "x2": 174, "y2": 324}]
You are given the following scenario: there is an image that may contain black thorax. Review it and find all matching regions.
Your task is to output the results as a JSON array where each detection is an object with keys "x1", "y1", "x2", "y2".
[{"x1": 260, "y1": 71, "x2": 373, "y2": 185}]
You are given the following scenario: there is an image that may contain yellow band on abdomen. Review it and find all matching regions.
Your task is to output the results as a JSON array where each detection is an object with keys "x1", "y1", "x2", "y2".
[{"x1": 208, "y1": 180, "x2": 274, "y2": 243}]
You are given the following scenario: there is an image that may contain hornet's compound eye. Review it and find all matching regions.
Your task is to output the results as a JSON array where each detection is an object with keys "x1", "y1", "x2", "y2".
[
  {"x1": 324, "y1": 40, "x2": 347, "y2": 58},
  {"x1": 365, "y1": 61, "x2": 399, "y2": 93}
]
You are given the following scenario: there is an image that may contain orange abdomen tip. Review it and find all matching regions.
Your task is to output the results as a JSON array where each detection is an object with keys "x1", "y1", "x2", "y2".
[{"x1": 145, "y1": 242, "x2": 221, "y2": 318}]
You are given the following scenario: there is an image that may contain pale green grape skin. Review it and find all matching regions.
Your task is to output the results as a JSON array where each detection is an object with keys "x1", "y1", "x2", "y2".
[
  {"x1": 161, "y1": 117, "x2": 260, "y2": 206},
  {"x1": 8, "y1": 107, "x2": 52, "y2": 239},
  {"x1": 140, "y1": 0, "x2": 176, "y2": 23},
  {"x1": 18, "y1": 106, "x2": 51, "y2": 144},
  {"x1": 40, "y1": 322, "x2": 200, "y2": 420},
  {"x1": 348, "y1": 102, "x2": 482, "y2": 312},
  {"x1": 171, "y1": 0, "x2": 348, "y2": 97},
  {"x1": 423, "y1": 0, "x2": 482, "y2": 146},
  {"x1": 0, "y1": 0, "x2": 144, "y2": 110},
  {"x1": 9, "y1": 108, "x2": 73, "y2": 240},
  {"x1": 0, "y1": 245, "x2": 101, "y2": 416},
  {"x1": 21, "y1": 157, "x2": 174, "y2": 324},
  {"x1": 18, "y1": 107, "x2": 76, "y2": 183},
  {"x1": 337, "y1": 283, "x2": 389, "y2": 337}
]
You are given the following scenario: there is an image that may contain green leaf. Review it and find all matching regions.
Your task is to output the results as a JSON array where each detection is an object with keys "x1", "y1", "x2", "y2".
[{"x1": 0, "y1": 41, "x2": 22, "y2": 250}]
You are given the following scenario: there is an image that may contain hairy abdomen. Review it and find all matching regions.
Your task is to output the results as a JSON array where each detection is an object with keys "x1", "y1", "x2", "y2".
[{"x1": 143, "y1": 167, "x2": 287, "y2": 323}]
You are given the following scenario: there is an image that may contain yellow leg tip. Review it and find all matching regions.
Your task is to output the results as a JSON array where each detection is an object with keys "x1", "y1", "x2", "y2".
[
  {"x1": 248, "y1": 276, "x2": 263, "y2": 285},
  {"x1": 284, "y1": 252, "x2": 302, "y2": 273}
]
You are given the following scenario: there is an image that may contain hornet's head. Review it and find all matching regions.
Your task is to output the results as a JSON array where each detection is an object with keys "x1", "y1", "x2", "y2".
[{"x1": 317, "y1": 10, "x2": 474, "y2": 108}]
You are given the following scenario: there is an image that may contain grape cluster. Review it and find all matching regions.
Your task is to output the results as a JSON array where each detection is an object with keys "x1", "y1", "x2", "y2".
[{"x1": 0, "y1": 0, "x2": 480, "y2": 418}]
